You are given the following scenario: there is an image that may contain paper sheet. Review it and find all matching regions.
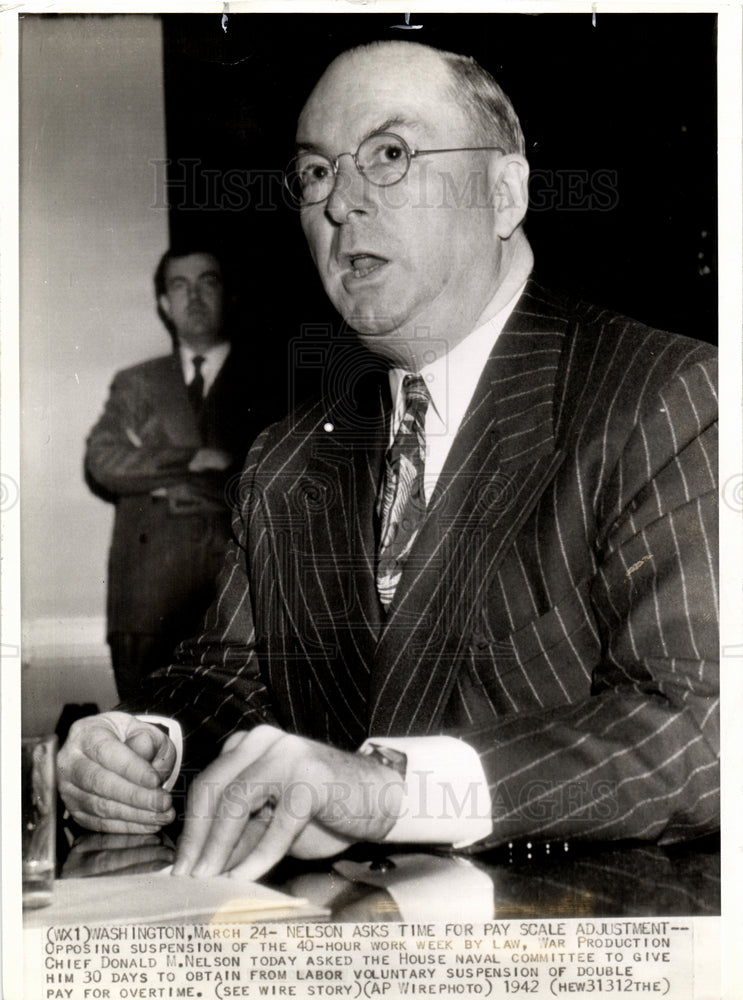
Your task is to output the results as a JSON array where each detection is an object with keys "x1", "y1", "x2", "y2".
[{"x1": 22, "y1": 873, "x2": 328, "y2": 927}]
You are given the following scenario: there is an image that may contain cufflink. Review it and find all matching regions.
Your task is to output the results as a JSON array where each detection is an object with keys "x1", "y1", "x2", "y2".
[
  {"x1": 361, "y1": 744, "x2": 407, "y2": 777},
  {"x1": 369, "y1": 858, "x2": 397, "y2": 873}
]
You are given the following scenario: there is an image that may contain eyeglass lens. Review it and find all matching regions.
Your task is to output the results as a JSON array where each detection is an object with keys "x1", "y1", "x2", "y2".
[{"x1": 288, "y1": 133, "x2": 412, "y2": 205}]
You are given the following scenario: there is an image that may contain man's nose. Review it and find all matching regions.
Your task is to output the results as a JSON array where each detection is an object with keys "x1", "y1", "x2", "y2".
[
  {"x1": 325, "y1": 154, "x2": 374, "y2": 223},
  {"x1": 187, "y1": 283, "x2": 202, "y2": 302}
]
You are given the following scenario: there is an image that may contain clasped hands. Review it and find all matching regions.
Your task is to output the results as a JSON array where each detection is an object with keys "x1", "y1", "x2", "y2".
[
  {"x1": 188, "y1": 447, "x2": 233, "y2": 473},
  {"x1": 57, "y1": 714, "x2": 404, "y2": 881}
]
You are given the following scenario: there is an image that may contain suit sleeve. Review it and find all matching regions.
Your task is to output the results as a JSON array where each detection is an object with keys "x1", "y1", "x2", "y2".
[
  {"x1": 86, "y1": 369, "x2": 198, "y2": 496},
  {"x1": 465, "y1": 357, "x2": 718, "y2": 848},
  {"x1": 121, "y1": 428, "x2": 280, "y2": 775}
]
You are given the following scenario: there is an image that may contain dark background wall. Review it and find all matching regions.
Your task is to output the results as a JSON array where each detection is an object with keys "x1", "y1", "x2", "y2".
[{"x1": 161, "y1": 12, "x2": 717, "y2": 413}]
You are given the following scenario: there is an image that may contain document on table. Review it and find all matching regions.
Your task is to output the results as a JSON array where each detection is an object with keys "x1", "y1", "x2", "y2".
[{"x1": 23, "y1": 872, "x2": 329, "y2": 926}]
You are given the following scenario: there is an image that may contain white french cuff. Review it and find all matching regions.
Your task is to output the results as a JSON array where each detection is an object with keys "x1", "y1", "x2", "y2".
[
  {"x1": 134, "y1": 715, "x2": 183, "y2": 792},
  {"x1": 358, "y1": 735, "x2": 493, "y2": 849}
]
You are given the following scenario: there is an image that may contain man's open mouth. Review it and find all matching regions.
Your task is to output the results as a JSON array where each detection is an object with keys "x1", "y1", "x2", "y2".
[{"x1": 347, "y1": 253, "x2": 388, "y2": 278}]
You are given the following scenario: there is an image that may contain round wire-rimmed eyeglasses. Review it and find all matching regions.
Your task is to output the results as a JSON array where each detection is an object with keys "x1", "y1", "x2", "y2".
[{"x1": 284, "y1": 131, "x2": 505, "y2": 207}]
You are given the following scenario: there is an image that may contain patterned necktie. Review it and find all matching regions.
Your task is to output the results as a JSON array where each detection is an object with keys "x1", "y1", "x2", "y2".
[
  {"x1": 376, "y1": 373, "x2": 431, "y2": 610},
  {"x1": 187, "y1": 355, "x2": 205, "y2": 414}
]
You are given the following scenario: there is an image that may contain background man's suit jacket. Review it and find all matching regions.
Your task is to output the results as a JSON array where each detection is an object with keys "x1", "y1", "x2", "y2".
[
  {"x1": 86, "y1": 347, "x2": 264, "y2": 639},
  {"x1": 138, "y1": 282, "x2": 719, "y2": 849}
]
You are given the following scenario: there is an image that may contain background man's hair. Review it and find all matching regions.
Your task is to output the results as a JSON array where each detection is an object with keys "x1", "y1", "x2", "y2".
[
  {"x1": 153, "y1": 246, "x2": 226, "y2": 299},
  {"x1": 440, "y1": 50, "x2": 525, "y2": 156}
]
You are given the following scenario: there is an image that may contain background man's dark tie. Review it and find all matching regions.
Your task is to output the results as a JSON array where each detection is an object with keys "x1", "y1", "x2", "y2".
[{"x1": 187, "y1": 355, "x2": 205, "y2": 414}]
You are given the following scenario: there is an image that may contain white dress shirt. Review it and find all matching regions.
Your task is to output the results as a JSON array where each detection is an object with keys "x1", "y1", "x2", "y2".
[
  {"x1": 178, "y1": 340, "x2": 231, "y2": 397},
  {"x1": 387, "y1": 282, "x2": 527, "y2": 500}
]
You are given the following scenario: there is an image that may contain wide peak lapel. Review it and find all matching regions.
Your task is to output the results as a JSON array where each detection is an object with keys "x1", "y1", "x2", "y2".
[
  {"x1": 307, "y1": 360, "x2": 389, "y2": 639},
  {"x1": 262, "y1": 355, "x2": 389, "y2": 745},
  {"x1": 468, "y1": 280, "x2": 569, "y2": 468},
  {"x1": 368, "y1": 281, "x2": 568, "y2": 736}
]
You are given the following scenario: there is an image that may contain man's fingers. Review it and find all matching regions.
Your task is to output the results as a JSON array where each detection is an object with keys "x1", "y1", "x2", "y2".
[
  {"x1": 95, "y1": 735, "x2": 172, "y2": 795},
  {"x1": 150, "y1": 737, "x2": 178, "y2": 787},
  {"x1": 171, "y1": 732, "x2": 401, "y2": 879},
  {"x1": 221, "y1": 725, "x2": 286, "y2": 764},
  {"x1": 125, "y1": 728, "x2": 160, "y2": 762},
  {"x1": 177, "y1": 772, "x2": 269, "y2": 877},
  {"x1": 171, "y1": 786, "x2": 216, "y2": 875},
  {"x1": 225, "y1": 807, "x2": 275, "y2": 871},
  {"x1": 57, "y1": 714, "x2": 181, "y2": 835},
  {"x1": 125, "y1": 728, "x2": 178, "y2": 787},
  {"x1": 61, "y1": 752, "x2": 173, "y2": 815},
  {"x1": 173, "y1": 728, "x2": 286, "y2": 876},
  {"x1": 64, "y1": 811, "x2": 164, "y2": 835},
  {"x1": 65, "y1": 782, "x2": 174, "y2": 829},
  {"x1": 172, "y1": 763, "x2": 246, "y2": 875},
  {"x1": 227, "y1": 799, "x2": 305, "y2": 882},
  {"x1": 58, "y1": 715, "x2": 176, "y2": 813},
  {"x1": 188, "y1": 807, "x2": 257, "y2": 878}
]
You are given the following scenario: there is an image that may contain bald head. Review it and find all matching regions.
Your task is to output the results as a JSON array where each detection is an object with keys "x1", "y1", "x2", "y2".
[
  {"x1": 298, "y1": 42, "x2": 462, "y2": 149},
  {"x1": 298, "y1": 41, "x2": 524, "y2": 157}
]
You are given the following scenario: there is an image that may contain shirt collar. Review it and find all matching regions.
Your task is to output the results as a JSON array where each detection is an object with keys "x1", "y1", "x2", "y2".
[
  {"x1": 388, "y1": 280, "x2": 527, "y2": 435},
  {"x1": 178, "y1": 340, "x2": 231, "y2": 384}
]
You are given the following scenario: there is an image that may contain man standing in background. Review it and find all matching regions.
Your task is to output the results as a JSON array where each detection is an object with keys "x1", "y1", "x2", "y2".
[{"x1": 85, "y1": 248, "x2": 265, "y2": 699}]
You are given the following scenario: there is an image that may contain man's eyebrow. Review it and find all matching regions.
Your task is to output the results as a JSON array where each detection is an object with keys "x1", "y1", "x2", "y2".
[
  {"x1": 369, "y1": 116, "x2": 426, "y2": 138},
  {"x1": 166, "y1": 270, "x2": 221, "y2": 284},
  {"x1": 294, "y1": 139, "x2": 323, "y2": 154},
  {"x1": 295, "y1": 116, "x2": 426, "y2": 154}
]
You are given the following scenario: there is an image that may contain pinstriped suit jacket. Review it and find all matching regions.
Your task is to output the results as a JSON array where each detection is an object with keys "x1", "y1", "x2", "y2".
[{"x1": 141, "y1": 281, "x2": 719, "y2": 849}]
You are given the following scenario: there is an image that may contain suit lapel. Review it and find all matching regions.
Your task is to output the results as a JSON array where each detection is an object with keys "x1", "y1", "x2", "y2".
[
  {"x1": 263, "y1": 359, "x2": 389, "y2": 746},
  {"x1": 369, "y1": 284, "x2": 570, "y2": 736}
]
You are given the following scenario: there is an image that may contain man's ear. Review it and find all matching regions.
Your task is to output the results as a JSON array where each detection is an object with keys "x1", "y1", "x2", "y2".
[
  {"x1": 488, "y1": 153, "x2": 529, "y2": 239},
  {"x1": 158, "y1": 294, "x2": 172, "y2": 321}
]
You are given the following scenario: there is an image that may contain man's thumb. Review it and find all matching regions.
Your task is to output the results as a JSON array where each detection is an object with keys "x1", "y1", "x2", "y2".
[{"x1": 125, "y1": 728, "x2": 160, "y2": 763}]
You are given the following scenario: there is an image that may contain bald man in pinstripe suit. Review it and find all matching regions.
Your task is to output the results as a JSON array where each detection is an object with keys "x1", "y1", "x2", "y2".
[{"x1": 58, "y1": 41, "x2": 718, "y2": 882}]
